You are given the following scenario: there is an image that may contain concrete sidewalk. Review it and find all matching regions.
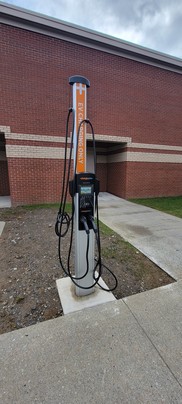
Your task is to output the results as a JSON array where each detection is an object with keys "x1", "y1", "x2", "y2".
[
  {"x1": 0, "y1": 196, "x2": 11, "y2": 208},
  {"x1": 0, "y1": 286, "x2": 182, "y2": 403},
  {"x1": 1, "y1": 193, "x2": 182, "y2": 403},
  {"x1": 0, "y1": 197, "x2": 11, "y2": 236},
  {"x1": 99, "y1": 193, "x2": 182, "y2": 281}
]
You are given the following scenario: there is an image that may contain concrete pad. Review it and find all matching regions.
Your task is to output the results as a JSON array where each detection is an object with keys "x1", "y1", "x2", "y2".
[
  {"x1": 0, "y1": 300, "x2": 182, "y2": 403},
  {"x1": 0, "y1": 196, "x2": 11, "y2": 208},
  {"x1": 0, "y1": 221, "x2": 5, "y2": 236},
  {"x1": 99, "y1": 193, "x2": 182, "y2": 280},
  {"x1": 56, "y1": 276, "x2": 115, "y2": 314},
  {"x1": 124, "y1": 280, "x2": 182, "y2": 386}
]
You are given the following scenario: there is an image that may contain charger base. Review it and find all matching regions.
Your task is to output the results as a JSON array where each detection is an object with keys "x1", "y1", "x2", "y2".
[{"x1": 56, "y1": 276, "x2": 116, "y2": 315}]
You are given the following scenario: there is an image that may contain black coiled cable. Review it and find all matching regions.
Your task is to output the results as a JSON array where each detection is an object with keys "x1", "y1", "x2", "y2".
[{"x1": 55, "y1": 108, "x2": 74, "y2": 239}]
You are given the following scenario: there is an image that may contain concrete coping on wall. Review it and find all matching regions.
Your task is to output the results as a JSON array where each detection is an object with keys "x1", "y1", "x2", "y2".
[{"x1": 1, "y1": 2, "x2": 182, "y2": 74}]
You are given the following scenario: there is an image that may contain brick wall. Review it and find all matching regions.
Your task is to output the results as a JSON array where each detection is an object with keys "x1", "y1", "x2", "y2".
[
  {"x1": 1, "y1": 25, "x2": 182, "y2": 146},
  {"x1": 7, "y1": 158, "x2": 66, "y2": 205},
  {"x1": 96, "y1": 163, "x2": 107, "y2": 192},
  {"x1": 107, "y1": 162, "x2": 127, "y2": 198},
  {"x1": 126, "y1": 162, "x2": 182, "y2": 198},
  {"x1": 1, "y1": 24, "x2": 182, "y2": 204}
]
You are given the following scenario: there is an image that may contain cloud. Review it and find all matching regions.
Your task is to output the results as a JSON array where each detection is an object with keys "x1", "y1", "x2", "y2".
[{"x1": 4, "y1": 0, "x2": 182, "y2": 58}]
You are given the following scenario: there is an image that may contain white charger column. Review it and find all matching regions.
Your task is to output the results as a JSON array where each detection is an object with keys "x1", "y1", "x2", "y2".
[{"x1": 69, "y1": 75, "x2": 95, "y2": 296}]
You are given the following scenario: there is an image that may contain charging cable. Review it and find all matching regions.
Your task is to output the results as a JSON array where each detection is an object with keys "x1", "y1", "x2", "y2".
[{"x1": 55, "y1": 110, "x2": 118, "y2": 291}]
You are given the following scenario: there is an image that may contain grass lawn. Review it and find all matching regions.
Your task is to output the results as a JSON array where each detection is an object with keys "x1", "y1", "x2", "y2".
[{"x1": 130, "y1": 196, "x2": 182, "y2": 218}]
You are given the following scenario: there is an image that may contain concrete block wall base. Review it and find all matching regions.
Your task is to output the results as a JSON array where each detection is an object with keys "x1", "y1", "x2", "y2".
[{"x1": 56, "y1": 276, "x2": 116, "y2": 314}]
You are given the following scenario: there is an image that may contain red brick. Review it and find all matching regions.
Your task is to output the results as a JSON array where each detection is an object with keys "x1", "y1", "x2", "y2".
[{"x1": 0, "y1": 24, "x2": 182, "y2": 204}]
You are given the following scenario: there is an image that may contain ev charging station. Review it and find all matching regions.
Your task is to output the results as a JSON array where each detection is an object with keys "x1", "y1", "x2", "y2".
[
  {"x1": 55, "y1": 75, "x2": 117, "y2": 312},
  {"x1": 69, "y1": 76, "x2": 97, "y2": 296}
]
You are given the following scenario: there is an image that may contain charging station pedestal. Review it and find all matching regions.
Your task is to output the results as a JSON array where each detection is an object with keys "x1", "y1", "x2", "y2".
[
  {"x1": 69, "y1": 75, "x2": 95, "y2": 296},
  {"x1": 74, "y1": 192, "x2": 95, "y2": 295},
  {"x1": 56, "y1": 75, "x2": 117, "y2": 312}
]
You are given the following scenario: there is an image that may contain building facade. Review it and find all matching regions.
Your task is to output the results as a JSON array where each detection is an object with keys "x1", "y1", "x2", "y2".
[{"x1": 1, "y1": 2, "x2": 182, "y2": 205}]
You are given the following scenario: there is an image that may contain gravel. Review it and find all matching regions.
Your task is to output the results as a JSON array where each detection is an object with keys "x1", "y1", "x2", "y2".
[{"x1": 0, "y1": 206, "x2": 174, "y2": 334}]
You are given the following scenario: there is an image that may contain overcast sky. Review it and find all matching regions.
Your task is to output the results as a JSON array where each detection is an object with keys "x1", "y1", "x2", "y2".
[{"x1": 3, "y1": 0, "x2": 182, "y2": 59}]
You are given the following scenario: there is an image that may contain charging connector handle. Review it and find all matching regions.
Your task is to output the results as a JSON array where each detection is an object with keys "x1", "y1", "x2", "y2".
[
  {"x1": 89, "y1": 216, "x2": 98, "y2": 233},
  {"x1": 80, "y1": 216, "x2": 90, "y2": 234}
]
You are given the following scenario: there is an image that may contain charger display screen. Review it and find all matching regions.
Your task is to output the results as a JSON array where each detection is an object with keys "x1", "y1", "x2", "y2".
[{"x1": 80, "y1": 186, "x2": 92, "y2": 195}]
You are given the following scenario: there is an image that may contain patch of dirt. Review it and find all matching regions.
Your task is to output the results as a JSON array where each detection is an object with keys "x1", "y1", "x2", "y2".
[{"x1": 0, "y1": 207, "x2": 174, "y2": 335}]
